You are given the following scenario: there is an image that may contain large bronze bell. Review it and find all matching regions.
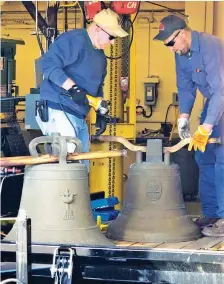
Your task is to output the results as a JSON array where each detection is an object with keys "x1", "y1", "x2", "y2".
[
  {"x1": 108, "y1": 139, "x2": 201, "y2": 243},
  {"x1": 5, "y1": 134, "x2": 113, "y2": 246}
]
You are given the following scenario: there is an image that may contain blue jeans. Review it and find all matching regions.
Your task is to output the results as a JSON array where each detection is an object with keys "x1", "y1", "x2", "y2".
[
  {"x1": 195, "y1": 101, "x2": 224, "y2": 218},
  {"x1": 36, "y1": 107, "x2": 90, "y2": 171}
]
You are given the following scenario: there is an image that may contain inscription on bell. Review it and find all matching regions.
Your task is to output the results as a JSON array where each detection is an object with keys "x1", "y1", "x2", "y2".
[
  {"x1": 146, "y1": 180, "x2": 162, "y2": 201},
  {"x1": 60, "y1": 189, "x2": 76, "y2": 220}
]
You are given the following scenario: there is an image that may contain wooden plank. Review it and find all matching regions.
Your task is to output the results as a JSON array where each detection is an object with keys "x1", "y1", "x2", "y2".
[
  {"x1": 130, "y1": 242, "x2": 162, "y2": 248},
  {"x1": 182, "y1": 237, "x2": 224, "y2": 250},
  {"x1": 113, "y1": 238, "x2": 224, "y2": 250},
  {"x1": 218, "y1": 241, "x2": 224, "y2": 250},
  {"x1": 155, "y1": 241, "x2": 193, "y2": 250},
  {"x1": 210, "y1": 240, "x2": 224, "y2": 251}
]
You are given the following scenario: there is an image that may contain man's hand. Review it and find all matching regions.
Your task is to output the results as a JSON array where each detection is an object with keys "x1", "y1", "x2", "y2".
[
  {"x1": 188, "y1": 125, "x2": 212, "y2": 152},
  {"x1": 95, "y1": 113, "x2": 119, "y2": 136},
  {"x1": 68, "y1": 85, "x2": 88, "y2": 102},
  {"x1": 95, "y1": 113, "x2": 108, "y2": 136},
  {"x1": 177, "y1": 117, "x2": 191, "y2": 139},
  {"x1": 86, "y1": 96, "x2": 109, "y2": 115},
  {"x1": 97, "y1": 99, "x2": 109, "y2": 115}
]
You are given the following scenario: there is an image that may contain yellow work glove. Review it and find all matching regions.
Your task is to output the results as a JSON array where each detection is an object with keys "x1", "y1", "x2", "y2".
[{"x1": 188, "y1": 125, "x2": 211, "y2": 152}]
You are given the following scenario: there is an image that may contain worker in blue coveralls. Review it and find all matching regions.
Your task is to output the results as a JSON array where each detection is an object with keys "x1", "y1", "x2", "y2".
[
  {"x1": 154, "y1": 15, "x2": 224, "y2": 237},
  {"x1": 36, "y1": 9, "x2": 128, "y2": 171}
]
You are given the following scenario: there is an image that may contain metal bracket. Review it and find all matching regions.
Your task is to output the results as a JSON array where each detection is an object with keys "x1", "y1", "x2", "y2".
[
  {"x1": 146, "y1": 139, "x2": 163, "y2": 163},
  {"x1": 50, "y1": 247, "x2": 75, "y2": 284}
]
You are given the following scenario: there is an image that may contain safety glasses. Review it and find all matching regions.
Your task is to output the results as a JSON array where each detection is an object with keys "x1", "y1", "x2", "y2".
[
  {"x1": 97, "y1": 25, "x2": 117, "y2": 41},
  {"x1": 164, "y1": 30, "x2": 181, "y2": 47}
]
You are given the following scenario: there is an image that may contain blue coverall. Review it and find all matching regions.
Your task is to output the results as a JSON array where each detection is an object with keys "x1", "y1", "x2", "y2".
[{"x1": 175, "y1": 31, "x2": 224, "y2": 218}]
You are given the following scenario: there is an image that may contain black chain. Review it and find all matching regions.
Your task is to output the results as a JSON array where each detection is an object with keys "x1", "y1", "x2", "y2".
[{"x1": 121, "y1": 16, "x2": 130, "y2": 78}]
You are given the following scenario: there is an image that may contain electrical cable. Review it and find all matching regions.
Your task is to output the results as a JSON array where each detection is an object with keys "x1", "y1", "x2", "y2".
[
  {"x1": 36, "y1": 34, "x2": 44, "y2": 56},
  {"x1": 136, "y1": 105, "x2": 153, "y2": 118},
  {"x1": 138, "y1": 127, "x2": 161, "y2": 137},
  {"x1": 59, "y1": 94, "x2": 78, "y2": 137},
  {"x1": 105, "y1": 2, "x2": 141, "y2": 60},
  {"x1": 146, "y1": 1, "x2": 187, "y2": 17},
  {"x1": 164, "y1": 103, "x2": 174, "y2": 124}
]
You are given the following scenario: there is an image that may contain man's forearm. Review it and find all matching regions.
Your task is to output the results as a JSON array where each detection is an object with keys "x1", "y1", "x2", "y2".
[
  {"x1": 202, "y1": 123, "x2": 213, "y2": 133},
  {"x1": 180, "y1": 113, "x2": 213, "y2": 133},
  {"x1": 180, "y1": 113, "x2": 190, "y2": 119},
  {"x1": 61, "y1": 78, "x2": 76, "y2": 90}
]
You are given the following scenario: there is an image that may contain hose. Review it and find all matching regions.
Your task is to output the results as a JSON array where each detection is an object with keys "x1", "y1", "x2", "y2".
[
  {"x1": 92, "y1": 135, "x2": 221, "y2": 153},
  {"x1": 0, "y1": 279, "x2": 23, "y2": 284},
  {"x1": 164, "y1": 137, "x2": 221, "y2": 153},
  {"x1": 92, "y1": 135, "x2": 147, "y2": 152}
]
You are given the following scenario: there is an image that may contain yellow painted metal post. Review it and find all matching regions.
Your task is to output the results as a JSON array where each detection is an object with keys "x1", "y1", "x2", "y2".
[
  {"x1": 129, "y1": 15, "x2": 137, "y2": 129},
  {"x1": 89, "y1": 16, "x2": 138, "y2": 207},
  {"x1": 213, "y1": 1, "x2": 224, "y2": 39},
  {"x1": 89, "y1": 40, "x2": 124, "y2": 208}
]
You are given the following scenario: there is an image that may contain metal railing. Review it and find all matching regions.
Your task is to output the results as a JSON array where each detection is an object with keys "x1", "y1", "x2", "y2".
[{"x1": 1, "y1": 209, "x2": 31, "y2": 284}]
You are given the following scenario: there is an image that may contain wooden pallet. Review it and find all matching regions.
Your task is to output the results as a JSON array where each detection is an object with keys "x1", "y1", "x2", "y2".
[{"x1": 114, "y1": 237, "x2": 224, "y2": 251}]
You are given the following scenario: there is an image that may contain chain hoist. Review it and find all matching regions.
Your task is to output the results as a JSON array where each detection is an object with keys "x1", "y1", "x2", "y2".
[
  {"x1": 108, "y1": 16, "x2": 131, "y2": 198},
  {"x1": 112, "y1": 42, "x2": 118, "y2": 197},
  {"x1": 121, "y1": 15, "x2": 130, "y2": 78},
  {"x1": 108, "y1": 40, "x2": 119, "y2": 197},
  {"x1": 108, "y1": 46, "x2": 113, "y2": 197}
]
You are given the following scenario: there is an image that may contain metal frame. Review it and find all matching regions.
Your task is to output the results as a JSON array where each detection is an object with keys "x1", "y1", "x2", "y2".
[
  {"x1": 1, "y1": 210, "x2": 31, "y2": 284},
  {"x1": 1, "y1": 243, "x2": 224, "y2": 283}
]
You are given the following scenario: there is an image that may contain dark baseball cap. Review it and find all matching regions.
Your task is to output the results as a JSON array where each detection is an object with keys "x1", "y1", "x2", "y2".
[{"x1": 154, "y1": 15, "x2": 187, "y2": 41}]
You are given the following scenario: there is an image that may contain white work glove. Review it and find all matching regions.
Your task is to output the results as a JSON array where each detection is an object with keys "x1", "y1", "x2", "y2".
[{"x1": 177, "y1": 117, "x2": 191, "y2": 139}]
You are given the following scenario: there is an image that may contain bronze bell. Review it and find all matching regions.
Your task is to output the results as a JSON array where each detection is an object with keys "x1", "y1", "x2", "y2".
[
  {"x1": 5, "y1": 134, "x2": 113, "y2": 246},
  {"x1": 108, "y1": 139, "x2": 201, "y2": 243}
]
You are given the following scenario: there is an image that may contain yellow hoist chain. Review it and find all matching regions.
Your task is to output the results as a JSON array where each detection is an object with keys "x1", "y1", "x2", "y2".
[
  {"x1": 108, "y1": 17, "x2": 130, "y2": 198},
  {"x1": 108, "y1": 42, "x2": 118, "y2": 197}
]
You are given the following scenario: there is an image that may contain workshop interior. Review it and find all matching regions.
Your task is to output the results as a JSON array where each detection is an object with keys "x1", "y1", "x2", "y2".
[{"x1": 1, "y1": 1, "x2": 224, "y2": 284}]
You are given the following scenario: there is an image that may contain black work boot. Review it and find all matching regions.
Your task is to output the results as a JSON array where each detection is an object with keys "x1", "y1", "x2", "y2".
[
  {"x1": 194, "y1": 216, "x2": 220, "y2": 229},
  {"x1": 202, "y1": 219, "x2": 224, "y2": 237}
]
